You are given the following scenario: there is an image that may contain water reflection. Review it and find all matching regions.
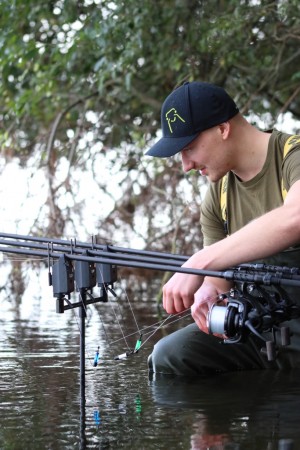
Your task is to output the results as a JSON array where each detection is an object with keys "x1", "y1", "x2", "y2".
[
  {"x1": 1, "y1": 284, "x2": 300, "y2": 449},
  {"x1": 149, "y1": 370, "x2": 300, "y2": 449}
]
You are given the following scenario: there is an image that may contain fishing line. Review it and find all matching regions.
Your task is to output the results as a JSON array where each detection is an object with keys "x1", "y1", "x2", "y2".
[
  {"x1": 92, "y1": 267, "x2": 188, "y2": 357},
  {"x1": 96, "y1": 310, "x2": 114, "y2": 356},
  {"x1": 105, "y1": 288, "x2": 229, "y2": 349},
  {"x1": 138, "y1": 313, "x2": 173, "y2": 349},
  {"x1": 98, "y1": 268, "x2": 132, "y2": 352},
  {"x1": 108, "y1": 309, "x2": 192, "y2": 346},
  {"x1": 135, "y1": 290, "x2": 232, "y2": 351},
  {"x1": 131, "y1": 309, "x2": 192, "y2": 349},
  {"x1": 119, "y1": 278, "x2": 142, "y2": 335},
  {"x1": 110, "y1": 297, "x2": 132, "y2": 351}
]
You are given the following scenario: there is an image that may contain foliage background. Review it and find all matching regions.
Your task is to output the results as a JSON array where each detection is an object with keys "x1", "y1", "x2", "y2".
[{"x1": 1, "y1": 0, "x2": 300, "y2": 296}]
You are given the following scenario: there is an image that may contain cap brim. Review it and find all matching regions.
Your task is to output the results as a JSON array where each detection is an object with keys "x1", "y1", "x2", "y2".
[{"x1": 146, "y1": 133, "x2": 200, "y2": 158}]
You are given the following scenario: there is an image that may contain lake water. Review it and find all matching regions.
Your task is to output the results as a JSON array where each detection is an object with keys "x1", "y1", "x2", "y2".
[{"x1": 0, "y1": 278, "x2": 300, "y2": 449}]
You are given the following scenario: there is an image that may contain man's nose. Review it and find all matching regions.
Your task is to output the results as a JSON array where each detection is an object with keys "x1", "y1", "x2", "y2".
[{"x1": 181, "y1": 152, "x2": 193, "y2": 172}]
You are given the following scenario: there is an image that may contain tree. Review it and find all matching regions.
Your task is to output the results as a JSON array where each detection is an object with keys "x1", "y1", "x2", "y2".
[
  {"x1": 0, "y1": 0, "x2": 300, "y2": 295},
  {"x1": 1, "y1": 0, "x2": 299, "y2": 153}
]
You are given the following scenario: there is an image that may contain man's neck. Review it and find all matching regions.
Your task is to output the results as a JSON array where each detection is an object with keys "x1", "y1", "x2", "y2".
[{"x1": 231, "y1": 123, "x2": 271, "y2": 182}]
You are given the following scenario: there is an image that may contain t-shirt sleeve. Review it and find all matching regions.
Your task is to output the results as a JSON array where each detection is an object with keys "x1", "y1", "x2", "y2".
[
  {"x1": 200, "y1": 182, "x2": 227, "y2": 246},
  {"x1": 282, "y1": 135, "x2": 300, "y2": 192}
]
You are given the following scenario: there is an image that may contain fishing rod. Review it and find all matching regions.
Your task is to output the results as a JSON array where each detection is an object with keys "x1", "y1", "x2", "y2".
[
  {"x1": 1, "y1": 231, "x2": 300, "y2": 362},
  {"x1": 0, "y1": 232, "x2": 187, "y2": 262},
  {"x1": 1, "y1": 232, "x2": 300, "y2": 287}
]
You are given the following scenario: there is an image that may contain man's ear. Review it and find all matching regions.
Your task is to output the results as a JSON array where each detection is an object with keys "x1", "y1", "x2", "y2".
[{"x1": 218, "y1": 122, "x2": 230, "y2": 140}]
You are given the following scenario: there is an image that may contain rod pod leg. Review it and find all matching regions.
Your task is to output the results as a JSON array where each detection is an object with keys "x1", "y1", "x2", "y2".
[{"x1": 79, "y1": 291, "x2": 87, "y2": 448}]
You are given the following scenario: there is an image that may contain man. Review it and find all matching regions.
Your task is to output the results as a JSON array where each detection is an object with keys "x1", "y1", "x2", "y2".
[{"x1": 146, "y1": 81, "x2": 300, "y2": 376}]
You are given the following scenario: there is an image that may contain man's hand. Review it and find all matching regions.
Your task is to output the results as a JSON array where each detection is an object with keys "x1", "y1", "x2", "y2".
[
  {"x1": 162, "y1": 272, "x2": 204, "y2": 314},
  {"x1": 191, "y1": 278, "x2": 232, "y2": 334}
]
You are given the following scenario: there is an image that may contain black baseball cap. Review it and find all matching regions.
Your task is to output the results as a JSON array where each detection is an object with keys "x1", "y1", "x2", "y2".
[{"x1": 146, "y1": 81, "x2": 239, "y2": 158}]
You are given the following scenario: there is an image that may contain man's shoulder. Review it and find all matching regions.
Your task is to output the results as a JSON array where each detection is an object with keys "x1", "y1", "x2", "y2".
[{"x1": 270, "y1": 129, "x2": 300, "y2": 154}]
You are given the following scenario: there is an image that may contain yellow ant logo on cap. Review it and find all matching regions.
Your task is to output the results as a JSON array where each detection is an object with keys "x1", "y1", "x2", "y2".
[{"x1": 165, "y1": 108, "x2": 185, "y2": 133}]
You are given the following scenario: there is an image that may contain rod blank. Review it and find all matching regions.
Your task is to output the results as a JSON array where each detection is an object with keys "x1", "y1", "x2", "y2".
[{"x1": 1, "y1": 232, "x2": 300, "y2": 287}]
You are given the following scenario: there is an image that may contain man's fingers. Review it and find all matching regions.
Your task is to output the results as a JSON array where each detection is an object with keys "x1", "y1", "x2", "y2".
[
  {"x1": 191, "y1": 302, "x2": 209, "y2": 333},
  {"x1": 162, "y1": 273, "x2": 204, "y2": 314},
  {"x1": 164, "y1": 292, "x2": 189, "y2": 314}
]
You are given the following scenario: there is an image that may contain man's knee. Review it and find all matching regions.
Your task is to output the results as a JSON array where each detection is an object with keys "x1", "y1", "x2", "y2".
[
  {"x1": 148, "y1": 333, "x2": 181, "y2": 374},
  {"x1": 147, "y1": 323, "x2": 269, "y2": 376},
  {"x1": 148, "y1": 324, "x2": 208, "y2": 376}
]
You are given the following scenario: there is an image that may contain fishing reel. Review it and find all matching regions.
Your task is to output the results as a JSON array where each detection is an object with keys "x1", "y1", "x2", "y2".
[{"x1": 207, "y1": 282, "x2": 300, "y2": 361}]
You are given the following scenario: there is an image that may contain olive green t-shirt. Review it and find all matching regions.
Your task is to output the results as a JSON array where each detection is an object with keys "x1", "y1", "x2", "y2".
[{"x1": 201, "y1": 130, "x2": 300, "y2": 246}]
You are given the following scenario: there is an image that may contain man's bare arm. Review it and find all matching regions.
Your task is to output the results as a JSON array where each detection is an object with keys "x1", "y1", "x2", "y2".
[{"x1": 163, "y1": 179, "x2": 300, "y2": 313}]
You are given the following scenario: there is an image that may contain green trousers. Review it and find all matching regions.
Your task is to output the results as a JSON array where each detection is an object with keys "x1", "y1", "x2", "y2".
[{"x1": 148, "y1": 319, "x2": 300, "y2": 376}]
